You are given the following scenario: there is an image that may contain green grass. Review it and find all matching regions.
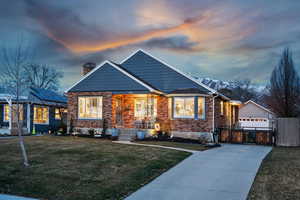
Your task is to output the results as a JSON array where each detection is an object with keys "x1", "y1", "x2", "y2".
[
  {"x1": 0, "y1": 136, "x2": 190, "y2": 200},
  {"x1": 248, "y1": 147, "x2": 300, "y2": 200},
  {"x1": 135, "y1": 140, "x2": 210, "y2": 151}
]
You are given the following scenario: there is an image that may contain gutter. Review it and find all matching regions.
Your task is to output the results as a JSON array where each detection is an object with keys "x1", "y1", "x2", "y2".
[{"x1": 212, "y1": 93, "x2": 219, "y2": 133}]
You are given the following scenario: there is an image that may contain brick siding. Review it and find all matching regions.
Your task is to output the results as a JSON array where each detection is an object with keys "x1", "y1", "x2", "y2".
[{"x1": 67, "y1": 93, "x2": 232, "y2": 133}]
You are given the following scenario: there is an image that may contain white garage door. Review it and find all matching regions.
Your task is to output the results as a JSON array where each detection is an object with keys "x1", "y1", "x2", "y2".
[{"x1": 239, "y1": 118, "x2": 269, "y2": 130}]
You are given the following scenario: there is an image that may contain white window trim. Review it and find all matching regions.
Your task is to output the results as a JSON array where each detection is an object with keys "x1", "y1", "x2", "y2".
[
  {"x1": 78, "y1": 96, "x2": 103, "y2": 120},
  {"x1": 33, "y1": 105, "x2": 49, "y2": 125},
  {"x1": 173, "y1": 97, "x2": 195, "y2": 119}
]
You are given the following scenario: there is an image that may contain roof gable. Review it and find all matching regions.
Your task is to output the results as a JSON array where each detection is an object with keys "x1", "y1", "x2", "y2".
[
  {"x1": 67, "y1": 61, "x2": 154, "y2": 93},
  {"x1": 244, "y1": 100, "x2": 274, "y2": 114},
  {"x1": 120, "y1": 50, "x2": 213, "y2": 94}
]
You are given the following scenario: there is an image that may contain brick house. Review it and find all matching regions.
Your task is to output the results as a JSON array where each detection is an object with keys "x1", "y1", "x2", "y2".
[{"x1": 66, "y1": 49, "x2": 239, "y2": 139}]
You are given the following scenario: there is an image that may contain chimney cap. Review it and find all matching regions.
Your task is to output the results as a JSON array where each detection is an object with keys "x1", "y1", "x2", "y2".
[
  {"x1": 82, "y1": 62, "x2": 96, "y2": 75},
  {"x1": 83, "y1": 62, "x2": 96, "y2": 69}
]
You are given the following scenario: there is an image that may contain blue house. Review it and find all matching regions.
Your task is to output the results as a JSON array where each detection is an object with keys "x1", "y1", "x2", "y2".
[{"x1": 0, "y1": 88, "x2": 67, "y2": 135}]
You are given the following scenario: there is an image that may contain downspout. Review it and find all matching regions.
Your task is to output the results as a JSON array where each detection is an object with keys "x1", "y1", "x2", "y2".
[
  {"x1": 212, "y1": 93, "x2": 219, "y2": 143},
  {"x1": 212, "y1": 93, "x2": 219, "y2": 132}
]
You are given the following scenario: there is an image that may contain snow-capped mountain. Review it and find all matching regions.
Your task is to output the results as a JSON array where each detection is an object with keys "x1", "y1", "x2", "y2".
[
  {"x1": 192, "y1": 76, "x2": 265, "y2": 92},
  {"x1": 191, "y1": 76, "x2": 235, "y2": 91}
]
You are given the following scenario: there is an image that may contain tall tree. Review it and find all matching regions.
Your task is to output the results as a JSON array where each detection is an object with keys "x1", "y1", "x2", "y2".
[
  {"x1": 24, "y1": 63, "x2": 63, "y2": 91},
  {"x1": 266, "y1": 48, "x2": 300, "y2": 117},
  {"x1": 0, "y1": 38, "x2": 31, "y2": 167}
]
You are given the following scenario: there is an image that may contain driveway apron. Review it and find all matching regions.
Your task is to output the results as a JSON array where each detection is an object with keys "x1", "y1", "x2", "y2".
[{"x1": 126, "y1": 144, "x2": 272, "y2": 200}]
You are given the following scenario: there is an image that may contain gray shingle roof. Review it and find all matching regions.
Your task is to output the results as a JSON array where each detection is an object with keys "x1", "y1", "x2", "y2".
[
  {"x1": 120, "y1": 50, "x2": 211, "y2": 94},
  {"x1": 67, "y1": 50, "x2": 215, "y2": 95},
  {"x1": 68, "y1": 62, "x2": 151, "y2": 93},
  {"x1": 30, "y1": 87, "x2": 67, "y2": 103}
]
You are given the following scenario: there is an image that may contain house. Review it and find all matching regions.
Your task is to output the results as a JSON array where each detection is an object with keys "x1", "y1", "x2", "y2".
[
  {"x1": 238, "y1": 100, "x2": 275, "y2": 130},
  {"x1": 66, "y1": 49, "x2": 240, "y2": 140},
  {"x1": 0, "y1": 88, "x2": 67, "y2": 135}
]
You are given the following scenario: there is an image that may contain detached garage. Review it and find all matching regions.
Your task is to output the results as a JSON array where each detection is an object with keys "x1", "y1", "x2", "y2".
[{"x1": 238, "y1": 100, "x2": 275, "y2": 130}]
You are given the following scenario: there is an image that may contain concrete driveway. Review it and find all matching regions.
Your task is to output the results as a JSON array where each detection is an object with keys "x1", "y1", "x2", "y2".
[{"x1": 126, "y1": 144, "x2": 272, "y2": 200}]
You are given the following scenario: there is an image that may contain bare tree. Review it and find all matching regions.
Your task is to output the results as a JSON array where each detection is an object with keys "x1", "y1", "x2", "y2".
[
  {"x1": 0, "y1": 38, "x2": 31, "y2": 167},
  {"x1": 24, "y1": 63, "x2": 63, "y2": 91},
  {"x1": 266, "y1": 48, "x2": 300, "y2": 117}
]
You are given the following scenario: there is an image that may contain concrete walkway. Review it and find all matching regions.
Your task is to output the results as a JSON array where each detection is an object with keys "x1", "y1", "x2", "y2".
[
  {"x1": 0, "y1": 194, "x2": 37, "y2": 200},
  {"x1": 113, "y1": 141, "x2": 197, "y2": 153},
  {"x1": 126, "y1": 144, "x2": 272, "y2": 200}
]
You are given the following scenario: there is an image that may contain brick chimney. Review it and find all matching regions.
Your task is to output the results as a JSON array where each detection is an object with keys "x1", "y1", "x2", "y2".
[{"x1": 82, "y1": 62, "x2": 96, "y2": 75}]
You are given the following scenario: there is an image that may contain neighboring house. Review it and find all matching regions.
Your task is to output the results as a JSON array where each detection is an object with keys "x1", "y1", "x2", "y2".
[
  {"x1": 66, "y1": 49, "x2": 240, "y2": 140},
  {"x1": 239, "y1": 100, "x2": 275, "y2": 130},
  {"x1": 0, "y1": 88, "x2": 67, "y2": 135}
]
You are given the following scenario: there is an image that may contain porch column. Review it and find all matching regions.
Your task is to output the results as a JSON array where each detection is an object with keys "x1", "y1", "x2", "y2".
[
  {"x1": 4, "y1": 96, "x2": 12, "y2": 134},
  {"x1": 27, "y1": 103, "x2": 31, "y2": 134}
]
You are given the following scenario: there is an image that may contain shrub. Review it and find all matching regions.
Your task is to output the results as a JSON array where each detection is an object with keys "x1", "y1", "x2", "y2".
[{"x1": 88, "y1": 129, "x2": 95, "y2": 137}]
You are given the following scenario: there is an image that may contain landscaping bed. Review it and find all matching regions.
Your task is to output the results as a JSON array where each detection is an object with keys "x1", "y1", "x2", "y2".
[
  {"x1": 248, "y1": 147, "x2": 300, "y2": 200},
  {"x1": 0, "y1": 136, "x2": 190, "y2": 200}
]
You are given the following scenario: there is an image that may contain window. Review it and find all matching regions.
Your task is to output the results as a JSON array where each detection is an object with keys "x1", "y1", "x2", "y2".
[
  {"x1": 3, "y1": 104, "x2": 9, "y2": 121},
  {"x1": 168, "y1": 98, "x2": 172, "y2": 119},
  {"x1": 55, "y1": 108, "x2": 62, "y2": 120},
  {"x1": 134, "y1": 97, "x2": 157, "y2": 120},
  {"x1": 4, "y1": 104, "x2": 23, "y2": 122},
  {"x1": 34, "y1": 106, "x2": 49, "y2": 124},
  {"x1": 198, "y1": 97, "x2": 205, "y2": 119},
  {"x1": 220, "y1": 101, "x2": 224, "y2": 115},
  {"x1": 78, "y1": 96, "x2": 102, "y2": 119},
  {"x1": 174, "y1": 97, "x2": 194, "y2": 118}
]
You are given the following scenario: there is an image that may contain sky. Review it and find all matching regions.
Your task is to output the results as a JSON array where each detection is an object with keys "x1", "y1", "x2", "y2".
[{"x1": 1, "y1": 0, "x2": 300, "y2": 90}]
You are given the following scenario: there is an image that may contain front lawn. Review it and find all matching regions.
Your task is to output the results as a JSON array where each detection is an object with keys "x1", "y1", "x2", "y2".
[
  {"x1": 248, "y1": 147, "x2": 300, "y2": 200},
  {"x1": 0, "y1": 136, "x2": 190, "y2": 200},
  {"x1": 136, "y1": 140, "x2": 210, "y2": 151}
]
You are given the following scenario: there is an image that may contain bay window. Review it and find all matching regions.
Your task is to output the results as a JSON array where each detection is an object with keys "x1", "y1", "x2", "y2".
[
  {"x1": 172, "y1": 97, "x2": 206, "y2": 119},
  {"x1": 34, "y1": 106, "x2": 49, "y2": 124},
  {"x1": 174, "y1": 97, "x2": 195, "y2": 118},
  {"x1": 134, "y1": 97, "x2": 157, "y2": 120},
  {"x1": 78, "y1": 96, "x2": 102, "y2": 119}
]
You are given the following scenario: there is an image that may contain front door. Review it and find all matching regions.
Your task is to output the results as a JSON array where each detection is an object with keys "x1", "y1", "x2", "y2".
[{"x1": 115, "y1": 97, "x2": 123, "y2": 127}]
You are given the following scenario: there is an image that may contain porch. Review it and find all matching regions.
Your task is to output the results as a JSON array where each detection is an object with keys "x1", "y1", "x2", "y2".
[{"x1": 112, "y1": 94, "x2": 166, "y2": 129}]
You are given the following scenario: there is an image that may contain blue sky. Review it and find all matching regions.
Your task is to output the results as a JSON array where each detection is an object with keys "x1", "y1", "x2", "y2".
[{"x1": 1, "y1": 0, "x2": 300, "y2": 90}]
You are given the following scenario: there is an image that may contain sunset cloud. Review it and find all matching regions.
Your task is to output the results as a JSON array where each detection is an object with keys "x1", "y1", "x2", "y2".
[{"x1": 1, "y1": 0, "x2": 299, "y2": 89}]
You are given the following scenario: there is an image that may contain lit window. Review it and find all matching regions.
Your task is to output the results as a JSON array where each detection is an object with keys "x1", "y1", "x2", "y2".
[
  {"x1": 4, "y1": 104, "x2": 9, "y2": 121},
  {"x1": 168, "y1": 98, "x2": 172, "y2": 119},
  {"x1": 198, "y1": 97, "x2": 205, "y2": 119},
  {"x1": 78, "y1": 96, "x2": 102, "y2": 119},
  {"x1": 4, "y1": 104, "x2": 23, "y2": 122},
  {"x1": 55, "y1": 108, "x2": 61, "y2": 120},
  {"x1": 220, "y1": 101, "x2": 224, "y2": 115},
  {"x1": 174, "y1": 97, "x2": 194, "y2": 118},
  {"x1": 34, "y1": 106, "x2": 49, "y2": 124},
  {"x1": 134, "y1": 97, "x2": 157, "y2": 120}
]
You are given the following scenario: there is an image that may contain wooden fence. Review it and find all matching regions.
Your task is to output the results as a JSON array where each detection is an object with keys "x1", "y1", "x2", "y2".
[
  {"x1": 276, "y1": 118, "x2": 300, "y2": 147},
  {"x1": 219, "y1": 127, "x2": 274, "y2": 145}
]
